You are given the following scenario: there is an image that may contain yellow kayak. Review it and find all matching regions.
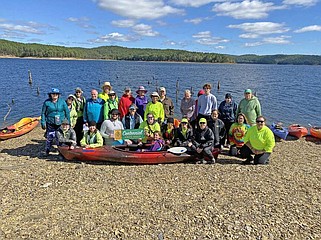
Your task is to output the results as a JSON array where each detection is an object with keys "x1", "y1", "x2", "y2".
[{"x1": 0, "y1": 117, "x2": 40, "y2": 140}]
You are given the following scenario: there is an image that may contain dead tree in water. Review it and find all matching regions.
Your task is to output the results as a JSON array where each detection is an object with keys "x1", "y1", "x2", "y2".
[
  {"x1": 28, "y1": 70, "x2": 33, "y2": 85},
  {"x1": 3, "y1": 103, "x2": 12, "y2": 122}
]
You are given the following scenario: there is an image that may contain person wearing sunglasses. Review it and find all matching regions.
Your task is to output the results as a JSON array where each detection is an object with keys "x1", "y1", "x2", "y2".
[
  {"x1": 236, "y1": 89, "x2": 261, "y2": 126},
  {"x1": 100, "y1": 108, "x2": 124, "y2": 145},
  {"x1": 239, "y1": 116, "x2": 275, "y2": 165},
  {"x1": 173, "y1": 118, "x2": 193, "y2": 149},
  {"x1": 188, "y1": 118, "x2": 216, "y2": 164}
]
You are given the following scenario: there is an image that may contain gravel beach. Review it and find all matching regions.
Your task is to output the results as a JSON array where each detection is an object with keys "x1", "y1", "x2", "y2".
[{"x1": 0, "y1": 126, "x2": 320, "y2": 239}]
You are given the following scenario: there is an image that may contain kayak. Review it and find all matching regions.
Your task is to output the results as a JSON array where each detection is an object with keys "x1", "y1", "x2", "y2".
[
  {"x1": 58, "y1": 145, "x2": 220, "y2": 165},
  {"x1": 269, "y1": 123, "x2": 288, "y2": 140},
  {"x1": 0, "y1": 117, "x2": 40, "y2": 140},
  {"x1": 310, "y1": 126, "x2": 321, "y2": 139},
  {"x1": 288, "y1": 124, "x2": 308, "y2": 139}
]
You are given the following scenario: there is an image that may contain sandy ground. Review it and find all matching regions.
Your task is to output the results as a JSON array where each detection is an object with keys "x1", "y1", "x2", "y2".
[{"x1": 0, "y1": 126, "x2": 320, "y2": 239}]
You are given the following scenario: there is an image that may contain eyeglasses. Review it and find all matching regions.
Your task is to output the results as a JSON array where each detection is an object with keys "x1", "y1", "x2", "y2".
[
  {"x1": 199, "y1": 122, "x2": 206, "y2": 125},
  {"x1": 245, "y1": 93, "x2": 251, "y2": 95},
  {"x1": 109, "y1": 94, "x2": 115, "y2": 96},
  {"x1": 256, "y1": 120, "x2": 265, "y2": 123},
  {"x1": 76, "y1": 91, "x2": 81, "y2": 93}
]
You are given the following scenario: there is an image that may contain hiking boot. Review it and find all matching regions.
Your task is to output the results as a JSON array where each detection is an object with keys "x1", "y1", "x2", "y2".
[
  {"x1": 208, "y1": 158, "x2": 216, "y2": 164},
  {"x1": 45, "y1": 149, "x2": 50, "y2": 157},
  {"x1": 196, "y1": 159, "x2": 206, "y2": 164},
  {"x1": 242, "y1": 157, "x2": 253, "y2": 165}
]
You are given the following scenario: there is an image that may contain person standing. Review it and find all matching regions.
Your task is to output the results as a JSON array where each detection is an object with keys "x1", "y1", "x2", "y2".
[
  {"x1": 103, "y1": 90, "x2": 118, "y2": 120},
  {"x1": 118, "y1": 87, "x2": 135, "y2": 120},
  {"x1": 159, "y1": 87, "x2": 174, "y2": 120},
  {"x1": 144, "y1": 92, "x2": 165, "y2": 123},
  {"x1": 41, "y1": 88, "x2": 70, "y2": 156},
  {"x1": 83, "y1": 89, "x2": 105, "y2": 129},
  {"x1": 180, "y1": 89, "x2": 195, "y2": 120},
  {"x1": 197, "y1": 83, "x2": 217, "y2": 122},
  {"x1": 240, "y1": 116, "x2": 275, "y2": 165},
  {"x1": 218, "y1": 93, "x2": 238, "y2": 147},
  {"x1": 73, "y1": 87, "x2": 86, "y2": 146},
  {"x1": 66, "y1": 94, "x2": 78, "y2": 129},
  {"x1": 236, "y1": 89, "x2": 261, "y2": 126},
  {"x1": 134, "y1": 86, "x2": 149, "y2": 118},
  {"x1": 98, "y1": 81, "x2": 113, "y2": 101}
]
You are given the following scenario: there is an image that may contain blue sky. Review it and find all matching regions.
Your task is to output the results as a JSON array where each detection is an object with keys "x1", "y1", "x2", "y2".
[{"x1": 1, "y1": 0, "x2": 321, "y2": 55}]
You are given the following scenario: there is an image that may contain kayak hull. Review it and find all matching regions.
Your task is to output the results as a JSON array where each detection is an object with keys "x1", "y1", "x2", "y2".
[
  {"x1": 0, "y1": 117, "x2": 40, "y2": 140},
  {"x1": 310, "y1": 127, "x2": 321, "y2": 139},
  {"x1": 269, "y1": 123, "x2": 288, "y2": 140},
  {"x1": 58, "y1": 145, "x2": 220, "y2": 165},
  {"x1": 288, "y1": 124, "x2": 308, "y2": 139}
]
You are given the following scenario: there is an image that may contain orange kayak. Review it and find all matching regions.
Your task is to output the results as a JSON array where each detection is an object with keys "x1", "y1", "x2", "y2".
[
  {"x1": 288, "y1": 124, "x2": 308, "y2": 139},
  {"x1": 0, "y1": 117, "x2": 40, "y2": 140},
  {"x1": 310, "y1": 127, "x2": 321, "y2": 139}
]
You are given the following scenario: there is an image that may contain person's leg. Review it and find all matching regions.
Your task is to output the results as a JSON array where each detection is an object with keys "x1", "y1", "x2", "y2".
[
  {"x1": 203, "y1": 146, "x2": 215, "y2": 164},
  {"x1": 239, "y1": 144, "x2": 254, "y2": 164},
  {"x1": 254, "y1": 153, "x2": 271, "y2": 165},
  {"x1": 45, "y1": 124, "x2": 56, "y2": 155},
  {"x1": 224, "y1": 121, "x2": 233, "y2": 146}
]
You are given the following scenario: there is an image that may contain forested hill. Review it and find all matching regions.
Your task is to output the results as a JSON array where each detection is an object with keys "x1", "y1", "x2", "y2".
[
  {"x1": 1, "y1": 39, "x2": 321, "y2": 65},
  {"x1": 0, "y1": 39, "x2": 233, "y2": 63}
]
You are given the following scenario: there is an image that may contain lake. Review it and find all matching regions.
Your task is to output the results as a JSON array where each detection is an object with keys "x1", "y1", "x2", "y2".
[{"x1": 0, "y1": 58, "x2": 320, "y2": 128}]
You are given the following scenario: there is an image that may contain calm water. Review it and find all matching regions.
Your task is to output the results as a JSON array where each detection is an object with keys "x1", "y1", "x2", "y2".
[{"x1": 0, "y1": 58, "x2": 320, "y2": 127}]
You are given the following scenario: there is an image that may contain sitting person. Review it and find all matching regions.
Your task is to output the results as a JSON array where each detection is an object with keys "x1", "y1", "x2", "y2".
[
  {"x1": 55, "y1": 119, "x2": 77, "y2": 149},
  {"x1": 161, "y1": 117, "x2": 176, "y2": 147},
  {"x1": 188, "y1": 118, "x2": 216, "y2": 164},
  {"x1": 100, "y1": 108, "x2": 124, "y2": 145},
  {"x1": 229, "y1": 113, "x2": 250, "y2": 156},
  {"x1": 239, "y1": 116, "x2": 275, "y2": 165},
  {"x1": 140, "y1": 131, "x2": 165, "y2": 152},
  {"x1": 138, "y1": 112, "x2": 161, "y2": 143},
  {"x1": 122, "y1": 104, "x2": 143, "y2": 130},
  {"x1": 80, "y1": 121, "x2": 103, "y2": 148},
  {"x1": 173, "y1": 118, "x2": 193, "y2": 148}
]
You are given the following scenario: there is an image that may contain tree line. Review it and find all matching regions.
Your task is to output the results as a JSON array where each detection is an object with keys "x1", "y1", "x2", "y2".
[{"x1": 1, "y1": 39, "x2": 321, "y2": 65}]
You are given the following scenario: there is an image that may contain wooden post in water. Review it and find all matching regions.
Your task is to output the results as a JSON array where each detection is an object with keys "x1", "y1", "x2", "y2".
[
  {"x1": 37, "y1": 87, "x2": 40, "y2": 96},
  {"x1": 217, "y1": 80, "x2": 220, "y2": 91},
  {"x1": 28, "y1": 70, "x2": 33, "y2": 85},
  {"x1": 176, "y1": 79, "x2": 179, "y2": 103}
]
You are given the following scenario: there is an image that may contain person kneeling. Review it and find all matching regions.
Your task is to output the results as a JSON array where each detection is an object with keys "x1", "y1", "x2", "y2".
[
  {"x1": 55, "y1": 119, "x2": 77, "y2": 149},
  {"x1": 80, "y1": 121, "x2": 104, "y2": 148},
  {"x1": 239, "y1": 116, "x2": 275, "y2": 165},
  {"x1": 188, "y1": 118, "x2": 216, "y2": 164}
]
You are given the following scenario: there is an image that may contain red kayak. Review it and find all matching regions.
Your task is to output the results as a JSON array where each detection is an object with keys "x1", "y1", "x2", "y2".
[
  {"x1": 310, "y1": 126, "x2": 321, "y2": 139},
  {"x1": 288, "y1": 124, "x2": 308, "y2": 139},
  {"x1": 58, "y1": 145, "x2": 220, "y2": 165}
]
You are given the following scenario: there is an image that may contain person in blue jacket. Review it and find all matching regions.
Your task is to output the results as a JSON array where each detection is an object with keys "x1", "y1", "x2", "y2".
[
  {"x1": 41, "y1": 88, "x2": 70, "y2": 156},
  {"x1": 83, "y1": 89, "x2": 105, "y2": 129}
]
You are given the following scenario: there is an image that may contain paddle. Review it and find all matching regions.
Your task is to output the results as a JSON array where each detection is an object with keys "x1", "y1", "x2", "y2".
[{"x1": 167, "y1": 147, "x2": 187, "y2": 155}]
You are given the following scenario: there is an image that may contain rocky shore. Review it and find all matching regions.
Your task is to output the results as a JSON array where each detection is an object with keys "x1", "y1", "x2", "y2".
[{"x1": 0, "y1": 127, "x2": 320, "y2": 239}]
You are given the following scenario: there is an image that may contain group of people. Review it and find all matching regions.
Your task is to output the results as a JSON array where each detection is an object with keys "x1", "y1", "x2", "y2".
[{"x1": 41, "y1": 82, "x2": 275, "y2": 165}]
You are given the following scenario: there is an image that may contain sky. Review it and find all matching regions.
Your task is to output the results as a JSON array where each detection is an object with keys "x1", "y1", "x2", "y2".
[{"x1": 0, "y1": 0, "x2": 321, "y2": 55}]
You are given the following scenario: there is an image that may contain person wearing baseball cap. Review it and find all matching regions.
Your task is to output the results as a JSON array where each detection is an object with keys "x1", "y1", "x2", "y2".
[
  {"x1": 188, "y1": 118, "x2": 216, "y2": 164},
  {"x1": 158, "y1": 87, "x2": 174, "y2": 120},
  {"x1": 144, "y1": 92, "x2": 165, "y2": 123},
  {"x1": 135, "y1": 86, "x2": 148, "y2": 118},
  {"x1": 236, "y1": 89, "x2": 261, "y2": 126},
  {"x1": 55, "y1": 119, "x2": 77, "y2": 150}
]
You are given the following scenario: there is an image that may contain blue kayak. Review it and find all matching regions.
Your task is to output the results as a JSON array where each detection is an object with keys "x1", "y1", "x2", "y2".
[{"x1": 269, "y1": 123, "x2": 289, "y2": 140}]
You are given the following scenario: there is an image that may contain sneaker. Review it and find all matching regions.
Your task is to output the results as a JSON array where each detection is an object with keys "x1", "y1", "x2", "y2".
[
  {"x1": 45, "y1": 149, "x2": 50, "y2": 156},
  {"x1": 242, "y1": 157, "x2": 253, "y2": 165},
  {"x1": 207, "y1": 158, "x2": 216, "y2": 164},
  {"x1": 196, "y1": 159, "x2": 206, "y2": 164}
]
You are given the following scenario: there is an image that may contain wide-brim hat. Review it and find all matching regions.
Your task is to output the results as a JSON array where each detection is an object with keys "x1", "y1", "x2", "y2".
[
  {"x1": 101, "y1": 82, "x2": 112, "y2": 89},
  {"x1": 48, "y1": 88, "x2": 60, "y2": 95},
  {"x1": 75, "y1": 87, "x2": 83, "y2": 93},
  {"x1": 150, "y1": 92, "x2": 160, "y2": 98},
  {"x1": 67, "y1": 94, "x2": 76, "y2": 100},
  {"x1": 136, "y1": 86, "x2": 147, "y2": 94}
]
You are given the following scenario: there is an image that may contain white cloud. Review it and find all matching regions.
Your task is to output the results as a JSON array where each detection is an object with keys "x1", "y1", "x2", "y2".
[
  {"x1": 215, "y1": 45, "x2": 226, "y2": 49},
  {"x1": 193, "y1": 31, "x2": 229, "y2": 45},
  {"x1": 132, "y1": 24, "x2": 159, "y2": 37},
  {"x1": 163, "y1": 40, "x2": 187, "y2": 47},
  {"x1": 245, "y1": 35, "x2": 291, "y2": 47},
  {"x1": 170, "y1": 0, "x2": 220, "y2": 7},
  {"x1": 282, "y1": 0, "x2": 318, "y2": 6},
  {"x1": 66, "y1": 17, "x2": 94, "y2": 29},
  {"x1": 228, "y1": 22, "x2": 290, "y2": 36},
  {"x1": 294, "y1": 25, "x2": 321, "y2": 33},
  {"x1": 0, "y1": 23, "x2": 43, "y2": 34},
  {"x1": 96, "y1": 0, "x2": 184, "y2": 19},
  {"x1": 239, "y1": 33, "x2": 260, "y2": 38},
  {"x1": 112, "y1": 19, "x2": 136, "y2": 28},
  {"x1": 184, "y1": 18, "x2": 203, "y2": 24},
  {"x1": 92, "y1": 32, "x2": 138, "y2": 43},
  {"x1": 213, "y1": 0, "x2": 284, "y2": 19}
]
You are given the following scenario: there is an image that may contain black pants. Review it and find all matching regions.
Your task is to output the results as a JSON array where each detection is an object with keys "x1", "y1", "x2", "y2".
[
  {"x1": 74, "y1": 117, "x2": 84, "y2": 146},
  {"x1": 223, "y1": 121, "x2": 233, "y2": 145},
  {"x1": 240, "y1": 144, "x2": 271, "y2": 165}
]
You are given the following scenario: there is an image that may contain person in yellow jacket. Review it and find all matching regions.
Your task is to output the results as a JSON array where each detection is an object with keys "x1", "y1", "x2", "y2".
[
  {"x1": 139, "y1": 113, "x2": 161, "y2": 143},
  {"x1": 80, "y1": 121, "x2": 103, "y2": 148},
  {"x1": 240, "y1": 116, "x2": 275, "y2": 165},
  {"x1": 144, "y1": 92, "x2": 164, "y2": 123}
]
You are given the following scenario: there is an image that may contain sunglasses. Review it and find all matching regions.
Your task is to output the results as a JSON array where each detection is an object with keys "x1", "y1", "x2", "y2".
[
  {"x1": 181, "y1": 122, "x2": 187, "y2": 124},
  {"x1": 256, "y1": 120, "x2": 265, "y2": 123},
  {"x1": 199, "y1": 122, "x2": 206, "y2": 124},
  {"x1": 129, "y1": 108, "x2": 135, "y2": 111},
  {"x1": 76, "y1": 91, "x2": 81, "y2": 93}
]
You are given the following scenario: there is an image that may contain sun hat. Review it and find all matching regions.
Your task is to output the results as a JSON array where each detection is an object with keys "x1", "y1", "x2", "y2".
[
  {"x1": 244, "y1": 89, "x2": 252, "y2": 94},
  {"x1": 67, "y1": 94, "x2": 76, "y2": 100},
  {"x1": 150, "y1": 92, "x2": 160, "y2": 98},
  {"x1": 75, "y1": 87, "x2": 83, "y2": 93},
  {"x1": 181, "y1": 118, "x2": 189, "y2": 123},
  {"x1": 48, "y1": 88, "x2": 60, "y2": 94},
  {"x1": 61, "y1": 119, "x2": 70, "y2": 125},
  {"x1": 199, "y1": 118, "x2": 207, "y2": 124},
  {"x1": 136, "y1": 86, "x2": 147, "y2": 94},
  {"x1": 101, "y1": 82, "x2": 112, "y2": 89}
]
